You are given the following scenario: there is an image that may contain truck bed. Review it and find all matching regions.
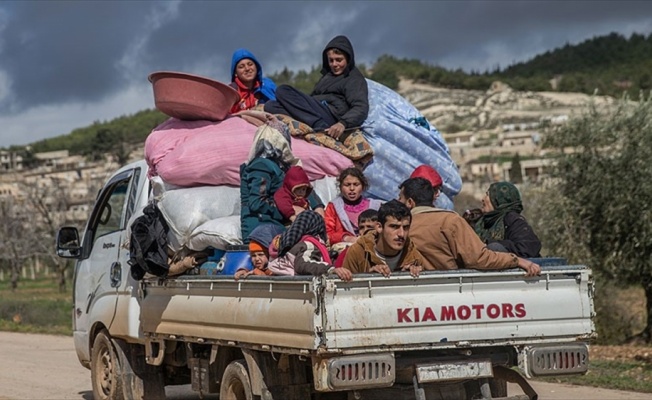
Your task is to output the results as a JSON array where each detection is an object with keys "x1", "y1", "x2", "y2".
[{"x1": 140, "y1": 265, "x2": 594, "y2": 354}]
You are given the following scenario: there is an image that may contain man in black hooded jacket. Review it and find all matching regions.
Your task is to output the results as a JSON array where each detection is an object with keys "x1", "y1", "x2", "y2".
[{"x1": 264, "y1": 35, "x2": 369, "y2": 140}]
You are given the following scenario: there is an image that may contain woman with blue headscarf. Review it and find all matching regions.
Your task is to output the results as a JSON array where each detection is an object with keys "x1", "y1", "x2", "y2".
[
  {"x1": 230, "y1": 48, "x2": 276, "y2": 113},
  {"x1": 473, "y1": 182, "x2": 542, "y2": 258}
]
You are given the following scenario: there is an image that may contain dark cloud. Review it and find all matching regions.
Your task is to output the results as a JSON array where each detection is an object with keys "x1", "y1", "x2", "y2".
[
  {"x1": 1, "y1": 2, "x2": 153, "y2": 110},
  {"x1": 0, "y1": 1, "x2": 651, "y2": 147}
]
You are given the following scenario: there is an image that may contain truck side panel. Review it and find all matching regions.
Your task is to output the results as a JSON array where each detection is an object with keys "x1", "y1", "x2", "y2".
[{"x1": 140, "y1": 277, "x2": 322, "y2": 349}]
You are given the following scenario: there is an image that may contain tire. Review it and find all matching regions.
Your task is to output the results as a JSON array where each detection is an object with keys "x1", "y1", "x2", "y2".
[
  {"x1": 489, "y1": 377, "x2": 507, "y2": 397},
  {"x1": 464, "y1": 378, "x2": 507, "y2": 399},
  {"x1": 220, "y1": 359, "x2": 254, "y2": 400},
  {"x1": 113, "y1": 339, "x2": 166, "y2": 400},
  {"x1": 91, "y1": 331, "x2": 124, "y2": 400}
]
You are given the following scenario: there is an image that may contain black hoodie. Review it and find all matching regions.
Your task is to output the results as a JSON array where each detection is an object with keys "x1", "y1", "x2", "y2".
[{"x1": 311, "y1": 35, "x2": 369, "y2": 128}]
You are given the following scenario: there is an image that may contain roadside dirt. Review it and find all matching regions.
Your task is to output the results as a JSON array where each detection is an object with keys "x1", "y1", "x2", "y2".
[
  {"x1": 591, "y1": 344, "x2": 652, "y2": 362},
  {"x1": 0, "y1": 331, "x2": 650, "y2": 400}
]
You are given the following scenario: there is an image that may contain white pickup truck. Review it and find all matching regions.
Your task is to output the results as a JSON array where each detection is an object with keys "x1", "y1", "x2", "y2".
[{"x1": 57, "y1": 160, "x2": 595, "y2": 400}]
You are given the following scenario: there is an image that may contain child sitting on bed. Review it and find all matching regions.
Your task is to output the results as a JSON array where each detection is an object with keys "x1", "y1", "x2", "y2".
[{"x1": 273, "y1": 165, "x2": 324, "y2": 223}]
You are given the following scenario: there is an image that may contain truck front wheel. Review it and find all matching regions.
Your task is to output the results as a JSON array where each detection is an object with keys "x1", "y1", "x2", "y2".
[
  {"x1": 113, "y1": 338, "x2": 165, "y2": 399},
  {"x1": 91, "y1": 331, "x2": 124, "y2": 400},
  {"x1": 220, "y1": 359, "x2": 255, "y2": 400}
]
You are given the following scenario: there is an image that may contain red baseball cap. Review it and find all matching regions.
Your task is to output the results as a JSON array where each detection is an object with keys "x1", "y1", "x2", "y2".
[{"x1": 410, "y1": 165, "x2": 443, "y2": 187}]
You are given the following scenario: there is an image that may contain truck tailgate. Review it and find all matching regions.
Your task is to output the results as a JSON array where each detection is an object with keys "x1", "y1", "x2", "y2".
[
  {"x1": 140, "y1": 266, "x2": 594, "y2": 353},
  {"x1": 321, "y1": 266, "x2": 594, "y2": 350}
]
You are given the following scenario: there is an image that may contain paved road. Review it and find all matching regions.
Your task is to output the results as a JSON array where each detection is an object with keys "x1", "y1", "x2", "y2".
[{"x1": 0, "y1": 331, "x2": 650, "y2": 400}]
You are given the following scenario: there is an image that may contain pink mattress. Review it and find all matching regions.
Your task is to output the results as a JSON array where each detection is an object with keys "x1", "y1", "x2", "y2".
[{"x1": 145, "y1": 117, "x2": 354, "y2": 187}]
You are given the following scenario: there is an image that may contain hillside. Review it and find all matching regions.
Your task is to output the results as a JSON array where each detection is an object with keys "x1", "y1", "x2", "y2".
[
  {"x1": 399, "y1": 79, "x2": 614, "y2": 134},
  {"x1": 3, "y1": 78, "x2": 614, "y2": 197},
  {"x1": 368, "y1": 32, "x2": 652, "y2": 98}
]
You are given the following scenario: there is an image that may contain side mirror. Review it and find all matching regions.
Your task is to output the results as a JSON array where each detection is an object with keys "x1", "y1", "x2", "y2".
[{"x1": 57, "y1": 227, "x2": 81, "y2": 258}]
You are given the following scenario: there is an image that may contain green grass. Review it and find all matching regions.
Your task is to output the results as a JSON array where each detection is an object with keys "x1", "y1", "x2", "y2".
[
  {"x1": 0, "y1": 275, "x2": 72, "y2": 336},
  {"x1": 538, "y1": 359, "x2": 652, "y2": 393}
]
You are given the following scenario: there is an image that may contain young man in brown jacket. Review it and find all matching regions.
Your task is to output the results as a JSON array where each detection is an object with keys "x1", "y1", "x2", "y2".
[
  {"x1": 341, "y1": 200, "x2": 429, "y2": 277},
  {"x1": 397, "y1": 178, "x2": 540, "y2": 277}
]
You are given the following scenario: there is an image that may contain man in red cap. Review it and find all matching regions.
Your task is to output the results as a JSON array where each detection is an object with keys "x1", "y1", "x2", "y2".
[{"x1": 409, "y1": 165, "x2": 442, "y2": 204}]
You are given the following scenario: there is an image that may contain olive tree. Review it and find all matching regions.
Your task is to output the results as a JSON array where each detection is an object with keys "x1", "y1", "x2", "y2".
[
  {"x1": 543, "y1": 94, "x2": 652, "y2": 342},
  {"x1": 0, "y1": 197, "x2": 35, "y2": 291},
  {"x1": 25, "y1": 175, "x2": 92, "y2": 292}
]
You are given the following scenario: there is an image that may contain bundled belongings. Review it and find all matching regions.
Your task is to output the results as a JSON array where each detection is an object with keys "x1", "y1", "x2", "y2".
[
  {"x1": 128, "y1": 203, "x2": 170, "y2": 280},
  {"x1": 186, "y1": 216, "x2": 242, "y2": 252},
  {"x1": 140, "y1": 72, "x2": 462, "y2": 278},
  {"x1": 154, "y1": 182, "x2": 241, "y2": 250},
  {"x1": 273, "y1": 114, "x2": 374, "y2": 167},
  {"x1": 145, "y1": 116, "x2": 353, "y2": 188},
  {"x1": 360, "y1": 79, "x2": 462, "y2": 208}
]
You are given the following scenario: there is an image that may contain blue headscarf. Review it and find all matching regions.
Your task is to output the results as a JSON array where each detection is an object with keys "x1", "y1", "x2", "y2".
[{"x1": 230, "y1": 48, "x2": 276, "y2": 102}]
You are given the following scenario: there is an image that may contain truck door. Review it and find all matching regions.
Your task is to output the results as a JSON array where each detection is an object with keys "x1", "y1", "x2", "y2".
[{"x1": 73, "y1": 168, "x2": 140, "y2": 353}]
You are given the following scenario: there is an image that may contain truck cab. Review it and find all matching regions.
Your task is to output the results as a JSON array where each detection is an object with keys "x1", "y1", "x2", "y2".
[{"x1": 57, "y1": 161, "x2": 161, "y2": 398}]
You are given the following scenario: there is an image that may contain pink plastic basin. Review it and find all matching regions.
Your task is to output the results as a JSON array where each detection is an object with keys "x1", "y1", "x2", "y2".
[{"x1": 148, "y1": 71, "x2": 239, "y2": 121}]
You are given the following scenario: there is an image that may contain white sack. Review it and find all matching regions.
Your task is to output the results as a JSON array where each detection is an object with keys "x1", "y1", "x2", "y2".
[
  {"x1": 312, "y1": 176, "x2": 339, "y2": 205},
  {"x1": 158, "y1": 185, "x2": 241, "y2": 250},
  {"x1": 187, "y1": 215, "x2": 243, "y2": 251}
]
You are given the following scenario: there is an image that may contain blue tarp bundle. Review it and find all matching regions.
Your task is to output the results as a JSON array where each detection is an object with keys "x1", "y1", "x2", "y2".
[{"x1": 361, "y1": 79, "x2": 462, "y2": 209}]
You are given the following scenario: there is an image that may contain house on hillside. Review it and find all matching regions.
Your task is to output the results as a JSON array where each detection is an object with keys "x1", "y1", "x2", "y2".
[
  {"x1": 0, "y1": 150, "x2": 23, "y2": 172},
  {"x1": 499, "y1": 131, "x2": 540, "y2": 148},
  {"x1": 443, "y1": 131, "x2": 475, "y2": 148},
  {"x1": 0, "y1": 182, "x2": 22, "y2": 199},
  {"x1": 33, "y1": 150, "x2": 88, "y2": 172},
  {"x1": 463, "y1": 155, "x2": 554, "y2": 185},
  {"x1": 464, "y1": 160, "x2": 502, "y2": 183},
  {"x1": 502, "y1": 158, "x2": 555, "y2": 183}
]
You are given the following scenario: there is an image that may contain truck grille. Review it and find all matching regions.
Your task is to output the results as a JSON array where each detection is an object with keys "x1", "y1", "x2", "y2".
[
  {"x1": 328, "y1": 353, "x2": 395, "y2": 389},
  {"x1": 528, "y1": 345, "x2": 589, "y2": 376}
]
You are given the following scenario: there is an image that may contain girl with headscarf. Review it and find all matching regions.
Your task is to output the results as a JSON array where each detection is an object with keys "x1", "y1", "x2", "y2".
[
  {"x1": 239, "y1": 121, "x2": 298, "y2": 240},
  {"x1": 473, "y1": 182, "x2": 542, "y2": 258},
  {"x1": 270, "y1": 211, "x2": 352, "y2": 281},
  {"x1": 229, "y1": 48, "x2": 276, "y2": 114},
  {"x1": 324, "y1": 167, "x2": 382, "y2": 246},
  {"x1": 239, "y1": 121, "x2": 324, "y2": 240}
]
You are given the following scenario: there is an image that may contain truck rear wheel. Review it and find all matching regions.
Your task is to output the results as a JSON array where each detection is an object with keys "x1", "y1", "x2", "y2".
[
  {"x1": 220, "y1": 359, "x2": 254, "y2": 400},
  {"x1": 463, "y1": 377, "x2": 507, "y2": 399},
  {"x1": 489, "y1": 377, "x2": 507, "y2": 397},
  {"x1": 91, "y1": 331, "x2": 124, "y2": 400}
]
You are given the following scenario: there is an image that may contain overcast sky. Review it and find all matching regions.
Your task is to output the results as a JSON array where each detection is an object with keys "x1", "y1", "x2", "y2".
[{"x1": 1, "y1": 1, "x2": 651, "y2": 148}]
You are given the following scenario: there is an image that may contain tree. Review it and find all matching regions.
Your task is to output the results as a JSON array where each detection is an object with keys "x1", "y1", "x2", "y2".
[
  {"x1": 509, "y1": 153, "x2": 523, "y2": 183},
  {"x1": 24, "y1": 176, "x2": 94, "y2": 292},
  {"x1": 543, "y1": 94, "x2": 652, "y2": 342},
  {"x1": 20, "y1": 148, "x2": 40, "y2": 169},
  {"x1": 89, "y1": 128, "x2": 116, "y2": 161},
  {"x1": 370, "y1": 66, "x2": 399, "y2": 90},
  {"x1": 0, "y1": 197, "x2": 36, "y2": 291}
]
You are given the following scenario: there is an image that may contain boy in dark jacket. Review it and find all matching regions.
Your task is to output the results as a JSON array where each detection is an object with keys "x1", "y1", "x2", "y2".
[{"x1": 264, "y1": 35, "x2": 368, "y2": 140}]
